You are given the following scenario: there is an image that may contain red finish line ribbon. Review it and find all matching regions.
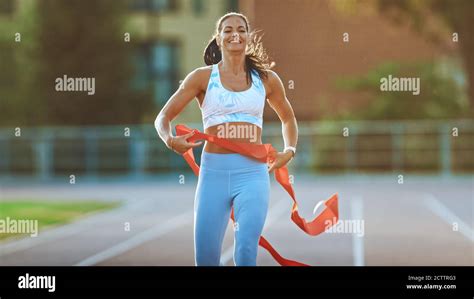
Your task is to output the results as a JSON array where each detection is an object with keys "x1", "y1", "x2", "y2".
[{"x1": 175, "y1": 124, "x2": 339, "y2": 266}]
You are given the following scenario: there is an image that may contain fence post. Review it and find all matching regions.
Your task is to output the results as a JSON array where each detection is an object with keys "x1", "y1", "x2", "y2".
[
  {"x1": 307, "y1": 133, "x2": 314, "y2": 172},
  {"x1": 347, "y1": 125, "x2": 357, "y2": 173},
  {"x1": 440, "y1": 123, "x2": 452, "y2": 177},
  {"x1": 130, "y1": 128, "x2": 146, "y2": 178},
  {"x1": 85, "y1": 129, "x2": 98, "y2": 178},
  {"x1": 34, "y1": 129, "x2": 53, "y2": 180},
  {"x1": 307, "y1": 123, "x2": 317, "y2": 172},
  {"x1": 391, "y1": 123, "x2": 404, "y2": 172}
]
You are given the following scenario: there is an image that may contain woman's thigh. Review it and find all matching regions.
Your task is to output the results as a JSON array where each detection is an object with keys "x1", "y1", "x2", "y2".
[
  {"x1": 194, "y1": 168, "x2": 232, "y2": 264},
  {"x1": 231, "y1": 167, "x2": 270, "y2": 243}
]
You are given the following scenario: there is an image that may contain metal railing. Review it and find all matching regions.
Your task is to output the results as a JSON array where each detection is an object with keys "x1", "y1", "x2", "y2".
[{"x1": 0, "y1": 120, "x2": 473, "y2": 180}]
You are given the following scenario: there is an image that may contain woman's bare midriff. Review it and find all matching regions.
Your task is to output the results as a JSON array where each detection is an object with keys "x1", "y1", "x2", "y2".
[{"x1": 204, "y1": 122, "x2": 262, "y2": 153}]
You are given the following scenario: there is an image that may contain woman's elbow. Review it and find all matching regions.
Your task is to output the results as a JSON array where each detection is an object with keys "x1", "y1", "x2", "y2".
[
  {"x1": 154, "y1": 111, "x2": 167, "y2": 128},
  {"x1": 281, "y1": 113, "x2": 297, "y2": 125}
]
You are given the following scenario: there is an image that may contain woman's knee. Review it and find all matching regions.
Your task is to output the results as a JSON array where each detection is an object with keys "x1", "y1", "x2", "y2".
[
  {"x1": 234, "y1": 242, "x2": 257, "y2": 266},
  {"x1": 195, "y1": 245, "x2": 220, "y2": 266}
]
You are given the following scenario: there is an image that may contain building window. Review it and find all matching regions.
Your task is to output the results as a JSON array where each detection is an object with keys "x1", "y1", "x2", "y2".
[
  {"x1": 0, "y1": 0, "x2": 15, "y2": 15},
  {"x1": 129, "y1": 0, "x2": 177, "y2": 12},
  {"x1": 133, "y1": 41, "x2": 180, "y2": 106}
]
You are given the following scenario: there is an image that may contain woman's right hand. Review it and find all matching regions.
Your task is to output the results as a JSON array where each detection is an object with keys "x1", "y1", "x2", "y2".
[{"x1": 168, "y1": 131, "x2": 203, "y2": 155}]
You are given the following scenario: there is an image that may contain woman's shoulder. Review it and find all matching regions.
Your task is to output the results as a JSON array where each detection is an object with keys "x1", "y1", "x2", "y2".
[
  {"x1": 183, "y1": 66, "x2": 213, "y2": 89},
  {"x1": 191, "y1": 66, "x2": 213, "y2": 78},
  {"x1": 264, "y1": 69, "x2": 281, "y2": 82},
  {"x1": 261, "y1": 69, "x2": 284, "y2": 94}
]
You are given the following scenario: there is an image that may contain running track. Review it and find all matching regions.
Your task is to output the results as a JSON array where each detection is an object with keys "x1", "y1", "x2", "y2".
[{"x1": 0, "y1": 174, "x2": 472, "y2": 266}]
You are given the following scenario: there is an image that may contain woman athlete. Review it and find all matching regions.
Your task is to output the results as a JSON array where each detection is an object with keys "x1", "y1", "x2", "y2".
[{"x1": 155, "y1": 12, "x2": 298, "y2": 266}]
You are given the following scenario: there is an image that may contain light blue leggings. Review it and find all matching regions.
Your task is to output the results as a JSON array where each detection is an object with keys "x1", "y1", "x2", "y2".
[{"x1": 194, "y1": 151, "x2": 270, "y2": 266}]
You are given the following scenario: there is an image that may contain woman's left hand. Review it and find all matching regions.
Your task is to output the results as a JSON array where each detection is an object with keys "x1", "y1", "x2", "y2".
[{"x1": 268, "y1": 151, "x2": 293, "y2": 173}]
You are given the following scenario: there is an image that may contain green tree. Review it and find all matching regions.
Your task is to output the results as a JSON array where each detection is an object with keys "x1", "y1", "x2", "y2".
[
  {"x1": 375, "y1": 0, "x2": 474, "y2": 114},
  {"x1": 31, "y1": 0, "x2": 151, "y2": 125},
  {"x1": 334, "y1": 61, "x2": 467, "y2": 120},
  {"x1": 0, "y1": 0, "x2": 42, "y2": 126}
]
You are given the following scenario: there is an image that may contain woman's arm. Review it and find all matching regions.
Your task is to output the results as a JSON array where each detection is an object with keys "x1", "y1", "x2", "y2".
[
  {"x1": 266, "y1": 70, "x2": 298, "y2": 172},
  {"x1": 154, "y1": 68, "x2": 208, "y2": 154}
]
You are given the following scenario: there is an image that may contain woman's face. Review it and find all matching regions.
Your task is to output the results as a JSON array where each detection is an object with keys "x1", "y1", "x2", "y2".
[{"x1": 217, "y1": 16, "x2": 248, "y2": 53}]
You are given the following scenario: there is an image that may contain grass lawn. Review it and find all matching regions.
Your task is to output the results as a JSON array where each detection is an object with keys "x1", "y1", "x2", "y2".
[{"x1": 0, "y1": 199, "x2": 120, "y2": 241}]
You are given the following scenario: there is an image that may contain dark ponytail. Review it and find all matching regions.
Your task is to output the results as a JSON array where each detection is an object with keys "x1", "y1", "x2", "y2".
[
  {"x1": 204, "y1": 37, "x2": 222, "y2": 66},
  {"x1": 203, "y1": 12, "x2": 274, "y2": 84}
]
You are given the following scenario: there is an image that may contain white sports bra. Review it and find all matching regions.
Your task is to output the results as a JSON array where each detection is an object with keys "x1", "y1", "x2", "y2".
[{"x1": 200, "y1": 63, "x2": 266, "y2": 130}]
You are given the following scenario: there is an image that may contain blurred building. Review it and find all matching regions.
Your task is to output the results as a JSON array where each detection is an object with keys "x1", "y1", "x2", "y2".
[
  {"x1": 127, "y1": 0, "x2": 238, "y2": 122},
  {"x1": 128, "y1": 0, "x2": 453, "y2": 122},
  {"x1": 0, "y1": 0, "x2": 459, "y2": 123},
  {"x1": 239, "y1": 0, "x2": 447, "y2": 121},
  {"x1": 0, "y1": 0, "x2": 238, "y2": 123}
]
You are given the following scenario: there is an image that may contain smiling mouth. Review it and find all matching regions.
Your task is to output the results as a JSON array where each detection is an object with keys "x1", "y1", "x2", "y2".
[{"x1": 229, "y1": 36, "x2": 241, "y2": 44}]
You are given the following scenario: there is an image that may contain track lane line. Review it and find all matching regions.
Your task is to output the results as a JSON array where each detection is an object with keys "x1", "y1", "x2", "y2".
[
  {"x1": 74, "y1": 210, "x2": 193, "y2": 266},
  {"x1": 423, "y1": 193, "x2": 473, "y2": 242},
  {"x1": 350, "y1": 196, "x2": 365, "y2": 266}
]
